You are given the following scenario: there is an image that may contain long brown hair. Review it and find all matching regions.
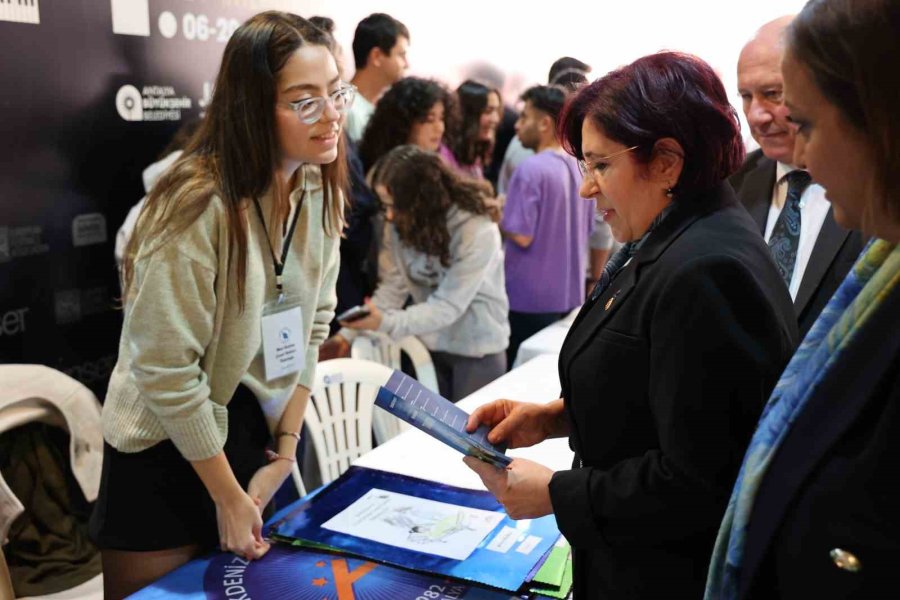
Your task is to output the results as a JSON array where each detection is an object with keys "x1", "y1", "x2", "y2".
[
  {"x1": 374, "y1": 145, "x2": 491, "y2": 266},
  {"x1": 788, "y1": 0, "x2": 900, "y2": 223},
  {"x1": 122, "y1": 11, "x2": 347, "y2": 307},
  {"x1": 358, "y1": 76, "x2": 453, "y2": 172},
  {"x1": 447, "y1": 80, "x2": 499, "y2": 167}
]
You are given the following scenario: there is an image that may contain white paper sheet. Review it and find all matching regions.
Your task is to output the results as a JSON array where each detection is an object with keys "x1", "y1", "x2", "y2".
[{"x1": 321, "y1": 488, "x2": 505, "y2": 560}]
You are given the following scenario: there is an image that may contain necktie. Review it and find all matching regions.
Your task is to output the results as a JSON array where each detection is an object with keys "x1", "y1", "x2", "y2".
[{"x1": 768, "y1": 170, "x2": 812, "y2": 286}]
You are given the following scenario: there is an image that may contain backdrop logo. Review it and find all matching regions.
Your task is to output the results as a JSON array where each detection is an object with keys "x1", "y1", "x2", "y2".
[
  {"x1": 158, "y1": 10, "x2": 177, "y2": 38},
  {"x1": 64, "y1": 354, "x2": 117, "y2": 386},
  {"x1": 0, "y1": 0, "x2": 40, "y2": 25},
  {"x1": 110, "y1": 0, "x2": 149, "y2": 36},
  {"x1": 0, "y1": 225, "x2": 49, "y2": 262},
  {"x1": 55, "y1": 286, "x2": 112, "y2": 325},
  {"x1": 1, "y1": 307, "x2": 29, "y2": 337},
  {"x1": 116, "y1": 84, "x2": 193, "y2": 122},
  {"x1": 116, "y1": 85, "x2": 143, "y2": 121},
  {"x1": 72, "y1": 213, "x2": 108, "y2": 247}
]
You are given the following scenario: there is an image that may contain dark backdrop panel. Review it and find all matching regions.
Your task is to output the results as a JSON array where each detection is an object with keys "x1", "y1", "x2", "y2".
[{"x1": 0, "y1": 0, "x2": 286, "y2": 397}]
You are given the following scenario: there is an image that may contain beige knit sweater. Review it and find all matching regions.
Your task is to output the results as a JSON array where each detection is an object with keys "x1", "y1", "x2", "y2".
[{"x1": 103, "y1": 166, "x2": 340, "y2": 461}]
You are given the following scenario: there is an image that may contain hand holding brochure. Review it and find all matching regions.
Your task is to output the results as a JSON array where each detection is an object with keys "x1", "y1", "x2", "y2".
[{"x1": 375, "y1": 370, "x2": 512, "y2": 468}]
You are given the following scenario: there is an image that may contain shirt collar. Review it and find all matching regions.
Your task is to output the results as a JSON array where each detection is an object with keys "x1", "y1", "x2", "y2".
[{"x1": 776, "y1": 161, "x2": 806, "y2": 185}]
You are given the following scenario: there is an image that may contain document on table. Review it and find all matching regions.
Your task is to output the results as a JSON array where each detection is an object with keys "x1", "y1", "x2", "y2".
[
  {"x1": 270, "y1": 465, "x2": 563, "y2": 592},
  {"x1": 321, "y1": 488, "x2": 505, "y2": 560}
]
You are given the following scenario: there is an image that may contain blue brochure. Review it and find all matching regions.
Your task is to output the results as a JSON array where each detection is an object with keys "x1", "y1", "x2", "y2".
[
  {"x1": 268, "y1": 466, "x2": 560, "y2": 593},
  {"x1": 128, "y1": 544, "x2": 525, "y2": 600},
  {"x1": 376, "y1": 370, "x2": 511, "y2": 468}
]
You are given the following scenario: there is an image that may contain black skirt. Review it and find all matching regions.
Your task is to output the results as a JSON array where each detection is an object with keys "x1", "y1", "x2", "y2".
[{"x1": 89, "y1": 384, "x2": 272, "y2": 551}]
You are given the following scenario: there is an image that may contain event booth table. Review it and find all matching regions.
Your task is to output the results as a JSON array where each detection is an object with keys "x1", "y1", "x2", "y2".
[{"x1": 133, "y1": 353, "x2": 571, "y2": 598}]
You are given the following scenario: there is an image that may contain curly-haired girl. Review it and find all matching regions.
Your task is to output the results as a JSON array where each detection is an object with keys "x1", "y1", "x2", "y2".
[
  {"x1": 337, "y1": 145, "x2": 510, "y2": 401},
  {"x1": 358, "y1": 76, "x2": 453, "y2": 172}
]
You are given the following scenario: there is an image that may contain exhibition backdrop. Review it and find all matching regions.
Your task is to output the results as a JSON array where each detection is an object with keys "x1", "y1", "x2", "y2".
[{"x1": 0, "y1": 0, "x2": 298, "y2": 396}]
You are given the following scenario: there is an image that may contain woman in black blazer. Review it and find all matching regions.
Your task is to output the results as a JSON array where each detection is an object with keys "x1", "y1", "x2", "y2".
[
  {"x1": 705, "y1": 2, "x2": 900, "y2": 599},
  {"x1": 465, "y1": 52, "x2": 798, "y2": 599}
]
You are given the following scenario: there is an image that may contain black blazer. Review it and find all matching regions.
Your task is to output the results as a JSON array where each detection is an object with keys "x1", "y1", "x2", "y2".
[
  {"x1": 729, "y1": 150, "x2": 866, "y2": 339},
  {"x1": 549, "y1": 183, "x2": 798, "y2": 599},
  {"x1": 740, "y1": 279, "x2": 900, "y2": 599}
]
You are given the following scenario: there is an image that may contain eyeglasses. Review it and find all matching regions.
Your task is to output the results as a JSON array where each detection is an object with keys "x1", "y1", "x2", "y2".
[
  {"x1": 281, "y1": 83, "x2": 357, "y2": 124},
  {"x1": 577, "y1": 145, "x2": 639, "y2": 180}
]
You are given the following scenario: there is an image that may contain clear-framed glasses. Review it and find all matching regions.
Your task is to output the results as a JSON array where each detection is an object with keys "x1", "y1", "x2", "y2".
[
  {"x1": 282, "y1": 83, "x2": 357, "y2": 124},
  {"x1": 577, "y1": 145, "x2": 639, "y2": 179}
]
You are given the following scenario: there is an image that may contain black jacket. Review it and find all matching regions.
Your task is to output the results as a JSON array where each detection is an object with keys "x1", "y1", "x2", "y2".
[
  {"x1": 549, "y1": 183, "x2": 798, "y2": 599},
  {"x1": 729, "y1": 149, "x2": 866, "y2": 339},
  {"x1": 740, "y1": 274, "x2": 900, "y2": 599}
]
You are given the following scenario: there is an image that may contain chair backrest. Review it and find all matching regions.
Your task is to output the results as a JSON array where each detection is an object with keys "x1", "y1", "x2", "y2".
[
  {"x1": 0, "y1": 365, "x2": 104, "y2": 600},
  {"x1": 349, "y1": 333, "x2": 438, "y2": 444},
  {"x1": 303, "y1": 359, "x2": 394, "y2": 485},
  {"x1": 350, "y1": 332, "x2": 439, "y2": 393},
  {"x1": 0, "y1": 547, "x2": 11, "y2": 600},
  {"x1": 0, "y1": 404, "x2": 47, "y2": 600},
  {"x1": 395, "y1": 336, "x2": 439, "y2": 393}
]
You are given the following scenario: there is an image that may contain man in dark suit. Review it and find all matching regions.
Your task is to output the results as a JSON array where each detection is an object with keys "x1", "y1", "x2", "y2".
[{"x1": 731, "y1": 16, "x2": 865, "y2": 339}]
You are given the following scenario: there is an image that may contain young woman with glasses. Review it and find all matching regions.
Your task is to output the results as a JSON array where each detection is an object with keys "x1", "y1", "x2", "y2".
[{"x1": 89, "y1": 12, "x2": 349, "y2": 597}]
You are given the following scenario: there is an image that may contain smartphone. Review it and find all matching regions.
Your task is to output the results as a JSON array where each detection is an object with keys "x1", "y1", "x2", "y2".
[{"x1": 336, "y1": 305, "x2": 371, "y2": 323}]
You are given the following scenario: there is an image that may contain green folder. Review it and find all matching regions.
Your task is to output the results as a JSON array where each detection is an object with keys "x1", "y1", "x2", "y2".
[{"x1": 529, "y1": 538, "x2": 573, "y2": 599}]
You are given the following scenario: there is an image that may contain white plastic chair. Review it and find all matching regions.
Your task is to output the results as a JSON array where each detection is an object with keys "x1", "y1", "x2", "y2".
[
  {"x1": 349, "y1": 333, "x2": 438, "y2": 444},
  {"x1": 302, "y1": 359, "x2": 395, "y2": 485},
  {"x1": 350, "y1": 332, "x2": 439, "y2": 392},
  {"x1": 0, "y1": 366, "x2": 103, "y2": 600}
]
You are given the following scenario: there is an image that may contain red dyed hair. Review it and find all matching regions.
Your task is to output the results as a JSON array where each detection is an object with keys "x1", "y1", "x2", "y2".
[{"x1": 558, "y1": 51, "x2": 744, "y2": 197}]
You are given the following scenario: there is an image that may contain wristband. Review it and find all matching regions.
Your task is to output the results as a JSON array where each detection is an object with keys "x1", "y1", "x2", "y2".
[{"x1": 265, "y1": 449, "x2": 296, "y2": 463}]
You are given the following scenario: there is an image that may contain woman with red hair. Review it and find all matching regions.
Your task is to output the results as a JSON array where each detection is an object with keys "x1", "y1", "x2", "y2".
[{"x1": 466, "y1": 52, "x2": 798, "y2": 598}]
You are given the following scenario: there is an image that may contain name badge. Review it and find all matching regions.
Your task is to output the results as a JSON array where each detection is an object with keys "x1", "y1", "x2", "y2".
[{"x1": 260, "y1": 303, "x2": 304, "y2": 382}]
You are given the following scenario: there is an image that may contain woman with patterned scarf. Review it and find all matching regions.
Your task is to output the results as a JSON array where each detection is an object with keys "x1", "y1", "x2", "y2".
[{"x1": 705, "y1": 1, "x2": 900, "y2": 598}]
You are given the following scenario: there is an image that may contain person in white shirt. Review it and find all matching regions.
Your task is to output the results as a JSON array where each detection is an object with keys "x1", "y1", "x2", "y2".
[
  {"x1": 730, "y1": 15, "x2": 865, "y2": 339},
  {"x1": 345, "y1": 13, "x2": 410, "y2": 143}
]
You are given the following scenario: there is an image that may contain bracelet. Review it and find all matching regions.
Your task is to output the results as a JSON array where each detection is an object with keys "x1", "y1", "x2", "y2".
[
  {"x1": 265, "y1": 449, "x2": 296, "y2": 463},
  {"x1": 276, "y1": 431, "x2": 301, "y2": 441}
]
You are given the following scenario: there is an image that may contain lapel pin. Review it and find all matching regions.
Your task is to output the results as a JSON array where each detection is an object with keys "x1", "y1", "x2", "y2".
[{"x1": 605, "y1": 291, "x2": 619, "y2": 311}]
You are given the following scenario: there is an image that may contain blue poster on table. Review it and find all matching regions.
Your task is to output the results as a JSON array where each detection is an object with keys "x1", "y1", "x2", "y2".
[
  {"x1": 129, "y1": 544, "x2": 521, "y2": 600},
  {"x1": 268, "y1": 466, "x2": 560, "y2": 593}
]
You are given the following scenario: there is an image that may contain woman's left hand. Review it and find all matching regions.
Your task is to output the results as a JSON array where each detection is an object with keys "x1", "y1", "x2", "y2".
[
  {"x1": 247, "y1": 459, "x2": 294, "y2": 513},
  {"x1": 340, "y1": 299, "x2": 382, "y2": 331},
  {"x1": 463, "y1": 457, "x2": 554, "y2": 519}
]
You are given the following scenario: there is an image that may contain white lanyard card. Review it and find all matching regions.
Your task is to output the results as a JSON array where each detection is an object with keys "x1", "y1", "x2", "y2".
[{"x1": 260, "y1": 299, "x2": 304, "y2": 382}]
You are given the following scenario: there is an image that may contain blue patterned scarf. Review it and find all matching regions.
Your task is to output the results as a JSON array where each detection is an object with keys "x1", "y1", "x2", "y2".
[{"x1": 705, "y1": 239, "x2": 900, "y2": 599}]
